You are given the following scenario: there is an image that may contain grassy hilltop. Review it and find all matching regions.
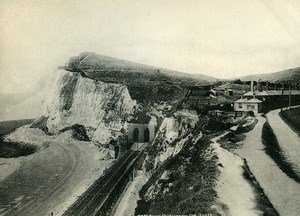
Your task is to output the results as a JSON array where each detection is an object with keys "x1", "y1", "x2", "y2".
[
  {"x1": 59, "y1": 52, "x2": 217, "y2": 103},
  {"x1": 61, "y1": 52, "x2": 216, "y2": 85}
]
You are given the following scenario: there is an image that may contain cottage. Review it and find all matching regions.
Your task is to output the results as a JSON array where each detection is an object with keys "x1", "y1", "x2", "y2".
[{"x1": 234, "y1": 98, "x2": 262, "y2": 115}]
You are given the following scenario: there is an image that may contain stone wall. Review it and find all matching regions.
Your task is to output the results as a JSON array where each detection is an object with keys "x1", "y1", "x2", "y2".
[{"x1": 127, "y1": 123, "x2": 155, "y2": 143}]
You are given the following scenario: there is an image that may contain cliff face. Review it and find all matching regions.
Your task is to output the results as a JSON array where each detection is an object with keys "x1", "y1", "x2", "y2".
[
  {"x1": 136, "y1": 110, "x2": 221, "y2": 215},
  {"x1": 143, "y1": 110, "x2": 200, "y2": 172},
  {"x1": 42, "y1": 69, "x2": 137, "y2": 144}
]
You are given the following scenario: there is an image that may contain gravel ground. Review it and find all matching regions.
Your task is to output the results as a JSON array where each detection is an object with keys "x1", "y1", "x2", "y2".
[{"x1": 0, "y1": 127, "x2": 112, "y2": 216}]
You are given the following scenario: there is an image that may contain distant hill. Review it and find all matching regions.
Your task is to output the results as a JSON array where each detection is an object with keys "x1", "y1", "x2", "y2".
[
  {"x1": 237, "y1": 67, "x2": 300, "y2": 82},
  {"x1": 0, "y1": 92, "x2": 43, "y2": 121},
  {"x1": 61, "y1": 52, "x2": 217, "y2": 84}
]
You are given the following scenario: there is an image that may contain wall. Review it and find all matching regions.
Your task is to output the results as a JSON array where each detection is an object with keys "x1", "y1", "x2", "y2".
[
  {"x1": 127, "y1": 123, "x2": 155, "y2": 143},
  {"x1": 234, "y1": 102, "x2": 260, "y2": 115}
]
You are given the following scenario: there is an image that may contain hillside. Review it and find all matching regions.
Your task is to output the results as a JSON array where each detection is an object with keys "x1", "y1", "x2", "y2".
[
  {"x1": 61, "y1": 52, "x2": 217, "y2": 84},
  {"x1": 0, "y1": 92, "x2": 43, "y2": 121},
  {"x1": 237, "y1": 67, "x2": 300, "y2": 82}
]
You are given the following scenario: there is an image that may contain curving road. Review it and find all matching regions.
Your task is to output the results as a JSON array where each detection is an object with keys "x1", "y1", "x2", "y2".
[
  {"x1": 267, "y1": 109, "x2": 300, "y2": 173},
  {"x1": 0, "y1": 140, "x2": 111, "y2": 216},
  {"x1": 235, "y1": 115, "x2": 300, "y2": 215}
]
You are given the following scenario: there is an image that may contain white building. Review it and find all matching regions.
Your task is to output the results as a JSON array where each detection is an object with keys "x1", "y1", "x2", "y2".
[{"x1": 234, "y1": 98, "x2": 262, "y2": 115}]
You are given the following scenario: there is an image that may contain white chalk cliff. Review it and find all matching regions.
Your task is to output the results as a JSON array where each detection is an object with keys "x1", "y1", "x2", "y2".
[{"x1": 41, "y1": 69, "x2": 137, "y2": 145}]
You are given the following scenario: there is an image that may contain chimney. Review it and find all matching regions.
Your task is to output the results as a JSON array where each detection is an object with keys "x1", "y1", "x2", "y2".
[
  {"x1": 258, "y1": 79, "x2": 262, "y2": 92},
  {"x1": 251, "y1": 81, "x2": 254, "y2": 92}
]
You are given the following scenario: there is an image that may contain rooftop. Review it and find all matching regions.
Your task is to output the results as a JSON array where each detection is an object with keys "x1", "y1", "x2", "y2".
[
  {"x1": 235, "y1": 98, "x2": 262, "y2": 103},
  {"x1": 244, "y1": 90, "x2": 300, "y2": 97}
]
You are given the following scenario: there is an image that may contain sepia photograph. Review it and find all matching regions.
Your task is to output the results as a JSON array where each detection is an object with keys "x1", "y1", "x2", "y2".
[{"x1": 0, "y1": 0, "x2": 300, "y2": 215}]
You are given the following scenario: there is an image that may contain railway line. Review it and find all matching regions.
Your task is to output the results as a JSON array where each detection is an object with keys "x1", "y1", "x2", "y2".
[{"x1": 62, "y1": 150, "x2": 139, "y2": 216}]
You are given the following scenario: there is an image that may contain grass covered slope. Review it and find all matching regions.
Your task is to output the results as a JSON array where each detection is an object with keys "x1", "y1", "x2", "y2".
[
  {"x1": 262, "y1": 122, "x2": 300, "y2": 182},
  {"x1": 135, "y1": 111, "x2": 221, "y2": 215},
  {"x1": 59, "y1": 52, "x2": 214, "y2": 104},
  {"x1": 237, "y1": 66, "x2": 300, "y2": 82},
  {"x1": 279, "y1": 107, "x2": 300, "y2": 136},
  {"x1": 136, "y1": 136, "x2": 220, "y2": 215},
  {"x1": 61, "y1": 52, "x2": 216, "y2": 85},
  {"x1": 59, "y1": 52, "x2": 218, "y2": 105}
]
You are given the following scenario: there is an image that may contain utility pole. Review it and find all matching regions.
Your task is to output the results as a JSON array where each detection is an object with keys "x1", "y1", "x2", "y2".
[
  {"x1": 281, "y1": 83, "x2": 283, "y2": 112},
  {"x1": 289, "y1": 81, "x2": 291, "y2": 116}
]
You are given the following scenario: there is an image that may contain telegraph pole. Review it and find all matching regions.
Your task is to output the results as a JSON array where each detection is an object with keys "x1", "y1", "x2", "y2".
[{"x1": 289, "y1": 81, "x2": 291, "y2": 116}]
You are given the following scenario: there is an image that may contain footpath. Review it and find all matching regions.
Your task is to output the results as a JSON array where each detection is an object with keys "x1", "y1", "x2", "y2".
[{"x1": 235, "y1": 115, "x2": 300, "y2": 215}]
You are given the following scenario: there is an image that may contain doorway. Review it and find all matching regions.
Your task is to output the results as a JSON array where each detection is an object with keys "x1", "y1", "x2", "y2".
[{"x1": 133, "y1": 128, "x2": 139, "y2": 142}]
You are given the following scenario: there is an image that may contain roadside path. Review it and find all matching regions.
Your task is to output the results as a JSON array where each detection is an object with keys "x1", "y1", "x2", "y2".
[
  {"x1": 267, "y1": 109, "x2": 300, "y2": 172},
  {"x1": 235, "y1": 115, "x2": 300, "y2": 216},
  {"x1": 212, "y1": 134, "x2": 260, "y2": 216},
  {"x1": 0, "y1": 130, "x2": 112, "y2": 216}
]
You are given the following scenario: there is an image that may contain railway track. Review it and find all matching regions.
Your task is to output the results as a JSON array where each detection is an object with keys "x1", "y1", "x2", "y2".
[{"x1": 62, "y1": 150, "x2": 138, "y2": 216}]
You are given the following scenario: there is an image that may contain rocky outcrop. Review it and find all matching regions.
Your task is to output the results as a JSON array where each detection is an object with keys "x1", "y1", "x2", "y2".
[
  {"x1": 143, "y1": 110, "x2": 200, "y2": 172},
  {"x1": 40, "y1": 69, "x2": 137, "y2": 145}
]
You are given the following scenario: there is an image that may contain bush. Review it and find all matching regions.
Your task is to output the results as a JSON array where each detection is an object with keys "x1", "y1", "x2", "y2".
[
  {"x1": 59, "y1": 124, "x2": 90, "y2": 141},
  {"x1": 247, "y1": 110, "x2": 255, "y2": 117},
  {"x1": 0, "y1": 136, "x2": 37, "y2": 158}
]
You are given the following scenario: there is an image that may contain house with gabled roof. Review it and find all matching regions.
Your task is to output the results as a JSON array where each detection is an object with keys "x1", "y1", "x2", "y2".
[{"x1": 234, "y1": 98, "x2": 262, "y2": 115}]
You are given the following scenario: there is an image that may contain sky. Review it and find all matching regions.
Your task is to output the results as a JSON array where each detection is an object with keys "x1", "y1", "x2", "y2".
[{"x1": 1, "y1": 0, "x2": 300, "y2": 94}]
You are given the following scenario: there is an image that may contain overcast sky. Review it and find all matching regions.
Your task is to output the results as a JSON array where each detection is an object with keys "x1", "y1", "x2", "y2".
[{"x1": 1, "y1": 0, "x2": 300, "y2": 94}]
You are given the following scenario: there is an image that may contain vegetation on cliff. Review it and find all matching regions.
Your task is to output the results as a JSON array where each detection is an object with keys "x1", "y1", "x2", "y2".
[
  {"x1": 135, "y1": 111, "x2": 224, "y2": 215},
  {"x1": 136, "y1": 135, "x2": 219, "y2": 215}
]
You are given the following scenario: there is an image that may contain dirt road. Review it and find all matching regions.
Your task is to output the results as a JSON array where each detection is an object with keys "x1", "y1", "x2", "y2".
[
  {"x1": 235, "y1": 115, "x2": 300, "y2": 215},
  {"x1": 0, "y1": 129, "x2": 112, "y2": 216},
  {"x1": 267, "y1": 109, "x2": 300, "y2": 172}
]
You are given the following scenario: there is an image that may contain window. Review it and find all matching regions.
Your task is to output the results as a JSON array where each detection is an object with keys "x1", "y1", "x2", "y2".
[
  {"x1": 247, "y1": 105, "x2": 255, "y2": 109},
  {"x1": 238, "y1": 103, "x2": 242, "y2": 108}
]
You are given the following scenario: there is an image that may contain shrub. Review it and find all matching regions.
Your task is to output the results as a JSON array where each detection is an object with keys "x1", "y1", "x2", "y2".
[
  {"x1": 0, "y1": 136, "x2": 37, "y2": 158},
  {"x1": 59, "y1": 124, "x2": 90, "y2": 141}
]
